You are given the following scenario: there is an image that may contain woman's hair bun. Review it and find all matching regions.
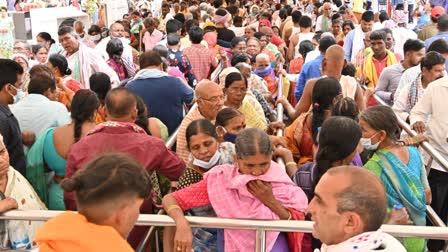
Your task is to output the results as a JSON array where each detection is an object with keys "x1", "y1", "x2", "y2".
[{"x1": 60, "y1": 177, "x2": 80, "y2": 192}]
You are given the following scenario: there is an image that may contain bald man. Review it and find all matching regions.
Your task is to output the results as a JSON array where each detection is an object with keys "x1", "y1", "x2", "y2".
[
  {"x1": 279, "y1": 45, "x2": 365, "y2": 120},
  {"x1": 176, "y1": 80, "x2": 225, "y2": 162},
  {"x1": 316, "y1": 3, "x2": 333, "y2": 32},
  {"x1": 259, "y1": 26, "x2": 284, "y2": 59},
  {"x1": 95, "y1": 22, "x2": 135, "y2": 64},
  {"x1": 308, "y1": 166, "x2": 406, "y2": 251}
]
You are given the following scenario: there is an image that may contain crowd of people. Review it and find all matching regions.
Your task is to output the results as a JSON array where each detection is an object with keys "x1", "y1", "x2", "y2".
[{"x1": 0, "y1": 0, "x2": 447, "y2": 251}]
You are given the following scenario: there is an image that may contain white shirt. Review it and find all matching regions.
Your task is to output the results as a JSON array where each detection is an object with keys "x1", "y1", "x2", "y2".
[
  {"x1": 392, "y1": 27, "x2": 417, "y2": 57},
  {"x1": 315, "y1": 15, "x2": 332, "y2": 32},
  {"x1": 394, "y1": 65, "x2": 421, "y2": 102},
  {"x1": 410, "y1": 76, "x2": 448, "y2": 172},
  {"x1": 305, "y1": 49, "x2": 320, "y2": 63},
  {"x1": 229, "y1": 26, "x2": 245, "y2": 37},
  {"x1": 10, "y1": 94, "x2": 71, "y2": 137},
  {"x1": 317, "y1": 230, "x2": 406, "y2": 252},
  {"x1": 392, "y1": 70, "x2": 424, "y2": 121}
]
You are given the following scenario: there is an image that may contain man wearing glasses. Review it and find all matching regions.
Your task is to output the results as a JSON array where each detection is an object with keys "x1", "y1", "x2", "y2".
[{"x1": 176, "y1": 80, "x2": 225, "y2": 163}]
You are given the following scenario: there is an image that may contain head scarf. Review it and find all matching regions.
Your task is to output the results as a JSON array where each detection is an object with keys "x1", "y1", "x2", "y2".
[
  {"x1": 393, "y1": 10, "x2": 408, "y2": 24},
  {"x1": 215, "y1": 10, "x2": 230, "y2": 25},
  {"x1": 203, "y1": 32, "x2": 218, "y2": 48},
  {"x1": 259, "y1": 19, "x2": 272, "y2": 28}
]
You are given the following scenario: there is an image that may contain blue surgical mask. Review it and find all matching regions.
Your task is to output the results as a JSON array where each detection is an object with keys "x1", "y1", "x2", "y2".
[
  {"x1": 192, "y1": 150, "x2": 221, "y2": 170},
  {"x1": 223, "y1": 132, "x2": 238, "y2": 143},
  {"x1": 360, "y1": 132, "x2": 381, "y2": 151}
]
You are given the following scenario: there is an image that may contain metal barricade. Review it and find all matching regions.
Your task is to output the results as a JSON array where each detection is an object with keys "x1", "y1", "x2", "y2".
[
  {"x1": 368, "y1": 89, "x2": 448, "y2": 251},
  {"x1": 137, "y1": 61, "x2": 226, "y2": 252},
  {"x1": 276, "y1": 70, "x2": 286, "y2": 169},
  {"x1": 1, "y1": 210, "x2": 448, "y2": 252},
  {"x1": 370, "y1": 92, "x2": 448, "y2": 172}
]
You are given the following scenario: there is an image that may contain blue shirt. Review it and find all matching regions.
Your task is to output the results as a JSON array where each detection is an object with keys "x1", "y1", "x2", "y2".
[
  {"x1": 295, "y1": 54, "x2": 323, "y2": 101},
  {"x1": 415, "y1": 13, "x2": 430, "y2": 31},
  {"x1": 425, "y1": 32, "x2": 448, "y2": 50},
  {"x1": 10, "y1": 94, "x2": 70, "y2": 137},
  {"x1": 344, "y1": 29, "x2": 356, "y2": 61},
  {"x1": 127, "y1": 75, "x2": 194, "y2": 135}
]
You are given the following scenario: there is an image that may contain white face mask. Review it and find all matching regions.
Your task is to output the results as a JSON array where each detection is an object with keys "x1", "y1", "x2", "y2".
[
  {"x1": 119, "y1": 37, "x2": 130, "y2": 45},
  {"x1": 192, "y1": 151, "x2": 221, "y2": 170},
  {"x1": 8, "y1": 84, "x2": 24, "y2": 104},
  {"x1": 360, "y1": 132, "x2": 381, "y2": 151},
  {"x1": 91, "y1": 34, "x2": 101, "y2": 41}
]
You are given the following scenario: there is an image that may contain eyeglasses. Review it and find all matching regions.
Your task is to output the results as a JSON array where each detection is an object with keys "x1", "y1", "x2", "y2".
[
  {"x1": 228, "y1": 87, "x2": 247, "y2": 94},
  {"x1": 199, "y1": 95, "x2": 225, "y2": 103}
]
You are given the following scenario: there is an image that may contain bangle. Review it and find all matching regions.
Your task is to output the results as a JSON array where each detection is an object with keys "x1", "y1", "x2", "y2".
[
  {"x1": 166, "y1": 205, "x2": 181, "y2": 214},
  {"x1": 285, "y1": 161, "x2": 296, "y2": 167}
]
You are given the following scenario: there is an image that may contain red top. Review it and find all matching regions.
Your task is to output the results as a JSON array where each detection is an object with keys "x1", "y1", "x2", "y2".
[
  {"x1": 65, "y1": 79, "x2": 81, "y2": 92},
  {"x1": 64, "y1": 123, "x2": 185, "y2": 210},
  {"x1": 271, "y1": 35, "x2": 285, "y2": 47},
  {"x1": 172, "y1": 179, "x2": 210, "y2": 210}
]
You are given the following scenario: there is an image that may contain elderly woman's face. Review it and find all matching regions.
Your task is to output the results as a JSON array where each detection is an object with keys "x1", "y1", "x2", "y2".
[
  {"x1": 236, "y1": 153, "x2": 271, "y2": 176},
  {"x1": 0, "y1": 140, "x2": 10, "y2": 177},
  {"x1": 225, "y1": 79, "x2": 247, "y2": 105}
]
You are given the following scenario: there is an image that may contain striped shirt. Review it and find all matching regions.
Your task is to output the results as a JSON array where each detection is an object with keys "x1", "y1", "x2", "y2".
[{"x1": 176, "y1": 106, "x2": 204, "y2": 163}]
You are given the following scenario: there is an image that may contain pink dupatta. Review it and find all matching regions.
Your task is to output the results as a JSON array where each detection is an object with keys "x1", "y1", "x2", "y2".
[{"x1": 204, "y1": 161, "x2": 308, "y2": 252}]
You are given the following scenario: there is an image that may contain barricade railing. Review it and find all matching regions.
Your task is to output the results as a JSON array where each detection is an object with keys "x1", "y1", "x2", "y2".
[
  {"x1": 139, "y1": 61, "x2": 226, "y2": 251},
  {"x1": 276, "y1": 70, "x2": 286, "y2": 169},
  {"x1": 370, "y1": 91, "x2": 448, "y2": 173},
  {"x1": 1, "y1": 210, "x2": 448, "y2": 252},
  {"x1": 367, "y1": 87, "x2": 448, "y2": 251}
]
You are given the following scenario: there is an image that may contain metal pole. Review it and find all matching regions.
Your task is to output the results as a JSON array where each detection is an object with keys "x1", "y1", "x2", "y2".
[
  {"x1": 1, "y1": 210, "x2": 448, "y2": 239},
  {"x1": 255, "y1": 229, "x2": 267, "y2": 252},
  {"x1": 276, "y1": 68, "x2": 286, "y2": 169}
]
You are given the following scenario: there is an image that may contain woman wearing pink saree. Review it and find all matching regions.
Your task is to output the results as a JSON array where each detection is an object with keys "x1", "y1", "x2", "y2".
[{"x1": 162, "y1": 128, "x2": 308, "y2": 252}]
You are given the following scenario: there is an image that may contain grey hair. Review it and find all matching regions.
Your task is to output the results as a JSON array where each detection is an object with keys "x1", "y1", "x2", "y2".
[
  {"x1": 235, "y1": 62, "x2": 251, "y2": 71},
  {"x1": 255, "y1": 53, "x2": 270, "y2": 62},
  {"x1": 235, "y1": 128, "x2": 272, "y2": 158},
  {"x1": 321, "y1": 32, "x2": 335, "y2": 39},
  {"x1": 73, "y1": 20, "x2": 85, "y2": 29},
  {"x1": 188, "y1": 6, "x2": 198, "y2": 13},
  {"x1": 199, "y1": 2, "x2": 209, "y2": 11},
  {"x1": 207, "y1": 7, "x2": 215, "y2": 15},
  {"x1": 185, "y1": 13, "x2": 193, "y2": 20},
  {"x1": 327, "y1": 166, "x2": 387, "y2": 232},
  {"x1": 359, "y1": 106, "x2": 400, "y2": 142},
  {"x1": 14, "y1": 40, "x2": 31, "y2": 49}
]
